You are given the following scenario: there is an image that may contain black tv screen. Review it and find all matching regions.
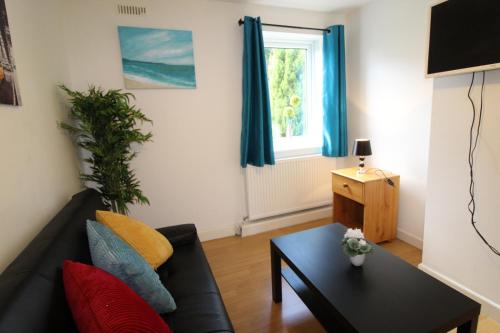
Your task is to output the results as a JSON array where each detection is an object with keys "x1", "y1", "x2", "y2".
[{"x1": 427, "y1": 0, "x2": 500, "y2": 76}]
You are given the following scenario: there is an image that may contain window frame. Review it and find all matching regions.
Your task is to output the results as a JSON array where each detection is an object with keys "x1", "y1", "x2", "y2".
[{"x1": 263, "y1": 30, "x2": 323, "y2": 160}]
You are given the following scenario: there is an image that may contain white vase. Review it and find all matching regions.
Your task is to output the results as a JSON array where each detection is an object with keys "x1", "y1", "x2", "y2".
[{"x1": 350, "y1": 254, "x2": 366, "y2": 267}]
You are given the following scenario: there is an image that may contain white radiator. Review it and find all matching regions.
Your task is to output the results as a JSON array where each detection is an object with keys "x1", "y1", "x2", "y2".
[{"x1": 245, "y1": 156, "x2": 336, "y2": 221}]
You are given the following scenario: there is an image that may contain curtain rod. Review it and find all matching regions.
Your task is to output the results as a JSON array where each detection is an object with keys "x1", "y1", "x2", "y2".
[{"x1": 237, "y1": 18, "x2": 330, "y2": 33}]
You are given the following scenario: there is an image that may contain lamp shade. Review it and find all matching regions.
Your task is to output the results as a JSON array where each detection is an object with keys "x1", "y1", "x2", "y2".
[{"x1": 352, "y1": 139, "x2": 372, "y2": 156}]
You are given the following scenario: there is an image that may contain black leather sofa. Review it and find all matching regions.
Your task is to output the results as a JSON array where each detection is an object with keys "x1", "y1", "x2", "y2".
[{"x1": 0, "y1": 189, "x2": 234, "y2": 333}]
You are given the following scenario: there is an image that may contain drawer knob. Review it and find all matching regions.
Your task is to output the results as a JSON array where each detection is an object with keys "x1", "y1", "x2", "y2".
[{"x1": 343, "y1": 183, "x2": 349, "y2": 188}]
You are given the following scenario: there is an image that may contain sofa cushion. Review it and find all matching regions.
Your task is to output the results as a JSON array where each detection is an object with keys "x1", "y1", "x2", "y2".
[
  {"x1": 87, "y1": 220, "x2": 176, "y2": 313},
  {"x1": 63, "y1": 260, "x2": 172, "y2": 333},
  {"x1": 158, "y1": 240, "x2": 219, "y2": 298},
  {"x1": 162, "y1": 293, "x2": 233, "y2": 333},
  {"x1": 96, "y1": 210, "x2": 173, "y2": 270},
  {"x1": 159, "y1": 238, "x2": 233, "y2": 333}
]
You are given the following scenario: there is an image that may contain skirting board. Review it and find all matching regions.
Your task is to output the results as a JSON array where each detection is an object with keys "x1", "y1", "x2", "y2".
[
  {"x1": 397, "y1": 228, "x2": 423, "y2": 249},
  {"x1": 241, "y1": 207, "x2": 424, "y2": 248},
  {"x1": 241, "y1": 206, "x2": 332, "y2": 237},
  {"x1": 198, "y1": 226, "x2": 235, "y2": 242},
  {"x1": 419, "y1": 263, "x2": 500, "y2": 322}
]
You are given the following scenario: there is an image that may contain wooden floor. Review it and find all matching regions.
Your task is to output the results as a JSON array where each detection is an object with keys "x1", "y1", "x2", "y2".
[{"x1": 202, "y1": 218, "x2": 500, "y2": 333}]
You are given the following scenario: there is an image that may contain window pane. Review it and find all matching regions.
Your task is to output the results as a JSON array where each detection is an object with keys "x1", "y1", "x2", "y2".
[{"x1": 265, "y1": 48, "x2": 306, "y2": 138}]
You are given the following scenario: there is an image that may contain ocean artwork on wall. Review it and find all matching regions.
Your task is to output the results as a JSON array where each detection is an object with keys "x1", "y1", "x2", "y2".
[
  {"x1": 118, "y1": 26, "x2": 197, "y2": 89},
  {"x1": 0, "y1": 0, "x2": 21, "y2": 106}
]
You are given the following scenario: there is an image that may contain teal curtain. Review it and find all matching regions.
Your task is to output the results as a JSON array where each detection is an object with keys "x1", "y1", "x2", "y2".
[
  {"x1": 240, "y1": 16, "x2": 275, "y2": 168},
  {"x1": 322, "y1": 25, "x2": 348, "y2": 157}
]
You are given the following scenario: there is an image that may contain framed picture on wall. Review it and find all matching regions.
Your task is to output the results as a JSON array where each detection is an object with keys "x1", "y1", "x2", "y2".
[
  {"x1": 118, "y1": 26, "x2": 197, "y2": 89},
  {"x1": 0, "y1": 0, "x2": 21, "y2": 106}
]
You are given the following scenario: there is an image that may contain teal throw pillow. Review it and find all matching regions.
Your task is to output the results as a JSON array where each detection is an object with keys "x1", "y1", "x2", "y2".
[{"x1": 86, "y1": 220, "x2": 176, "y2": 313}]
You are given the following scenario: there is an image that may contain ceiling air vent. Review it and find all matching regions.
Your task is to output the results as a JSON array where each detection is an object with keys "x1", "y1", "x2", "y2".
[{"x1": 118, "y1": 4, "x2": 147, "y2": 16}]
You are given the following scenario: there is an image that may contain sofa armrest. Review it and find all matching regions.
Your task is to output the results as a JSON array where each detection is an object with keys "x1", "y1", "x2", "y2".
[{"x1": 156, "y1": 224, "x2": 198, "y2": 248}]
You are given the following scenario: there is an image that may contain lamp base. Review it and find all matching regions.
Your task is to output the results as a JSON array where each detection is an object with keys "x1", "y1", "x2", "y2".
[
  {"x1": 357, "y1": 157, "x2": 367, "y2": 175},
  {"x1": 357, "y1": 167, "x2": 368, "y2": 175}
]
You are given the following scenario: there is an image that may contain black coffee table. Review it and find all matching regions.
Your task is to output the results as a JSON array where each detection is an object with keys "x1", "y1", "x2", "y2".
[{"x1": 270, "y1": 224, "x2": 480, "y2": 333}]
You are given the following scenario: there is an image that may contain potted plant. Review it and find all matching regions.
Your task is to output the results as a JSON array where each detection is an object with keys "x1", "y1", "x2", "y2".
[
  {"x1": 59, "y1": 85, "x2": 152, "y2": 214},
  {"x1": 341, "y1": 228, "x2": 373, "y2": 266}
]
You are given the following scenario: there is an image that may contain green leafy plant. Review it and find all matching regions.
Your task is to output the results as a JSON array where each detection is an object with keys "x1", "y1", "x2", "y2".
[
  {"x1": 59, "y1": 85, "x2": 152, "y2": 214},
  {"x1": 341, "y1": 228, "x2": 373, "y2": 257}
]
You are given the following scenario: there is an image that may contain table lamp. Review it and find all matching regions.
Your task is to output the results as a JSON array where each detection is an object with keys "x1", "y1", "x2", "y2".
[{"x1": 352, "y1": 139, "x2": 372, "y2": 174}]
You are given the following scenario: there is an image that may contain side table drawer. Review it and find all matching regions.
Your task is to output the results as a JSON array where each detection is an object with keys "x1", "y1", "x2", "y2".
[{"x1": 332, "y1": 174, "x2": 364, "y2": 204}]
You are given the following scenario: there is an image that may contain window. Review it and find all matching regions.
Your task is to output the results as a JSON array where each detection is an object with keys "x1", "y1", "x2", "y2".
[{"x1": 264, "y1": 31, "x2": 323, "y2": 159}]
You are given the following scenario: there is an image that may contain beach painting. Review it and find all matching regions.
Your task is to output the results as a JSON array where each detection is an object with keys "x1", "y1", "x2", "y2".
[
  {"x1": 0, "y1": 0, "x2": 21, "y2": 106},
  {"x1": 118, "y1": 26, "x2": 196, "y2": 89}
]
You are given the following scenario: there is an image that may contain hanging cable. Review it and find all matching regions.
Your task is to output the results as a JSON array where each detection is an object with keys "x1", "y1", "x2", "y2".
[{"x1": 467, "y1": 71, "x2": 499, "y2": 256}]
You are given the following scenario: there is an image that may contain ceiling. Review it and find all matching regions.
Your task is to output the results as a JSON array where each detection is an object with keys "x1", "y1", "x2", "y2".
[{"x1": 213, "y1": 0, "x2": 376, "y2": 12}]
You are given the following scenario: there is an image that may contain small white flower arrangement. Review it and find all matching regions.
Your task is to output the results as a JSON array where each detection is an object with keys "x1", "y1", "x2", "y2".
[{"x1": 341, "y1": 228, "x2": 373, "y2": 257}]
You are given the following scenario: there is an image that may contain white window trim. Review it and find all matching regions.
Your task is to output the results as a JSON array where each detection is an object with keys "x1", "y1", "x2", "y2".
[{"x1": 263, "y1": 31, "x2": 323, "y2": 160}]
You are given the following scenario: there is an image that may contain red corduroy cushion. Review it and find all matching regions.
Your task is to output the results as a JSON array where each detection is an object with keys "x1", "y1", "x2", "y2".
[{"x1": 63, "y1": 260, "x2": 172, "y2": 333}]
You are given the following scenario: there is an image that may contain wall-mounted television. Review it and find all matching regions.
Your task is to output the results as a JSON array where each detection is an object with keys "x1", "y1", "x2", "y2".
[{"x1": 427, "y1": 0, "x2": 500, "y2": 77}]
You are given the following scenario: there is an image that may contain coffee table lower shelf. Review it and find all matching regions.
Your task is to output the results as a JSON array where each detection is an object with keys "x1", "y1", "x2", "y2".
[{"x1": 282, "y1": 268, "x2": 352, "y2": 332}]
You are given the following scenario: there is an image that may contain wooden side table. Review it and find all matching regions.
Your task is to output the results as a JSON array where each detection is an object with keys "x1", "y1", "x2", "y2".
[{"x1": 331, "y1": 167, "x2": 400, "y2": 243}]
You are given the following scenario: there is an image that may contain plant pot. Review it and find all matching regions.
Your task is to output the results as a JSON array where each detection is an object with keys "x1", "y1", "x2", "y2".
[{"x1": 350, "y1": 254, "x2": 366, "y2": 267}]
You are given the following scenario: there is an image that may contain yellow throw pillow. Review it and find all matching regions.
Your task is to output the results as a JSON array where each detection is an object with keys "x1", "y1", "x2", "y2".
[{"x1": 95, "y1": 210, "x2": 173, "y2": 270}]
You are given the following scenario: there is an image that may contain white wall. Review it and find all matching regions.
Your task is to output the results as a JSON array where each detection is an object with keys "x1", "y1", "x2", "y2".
[
  {"x1": 0, "y1": 0, "x2": 81, "y2": 272},
  {"x1": 345, "y1": 0, "x2": 434, "y2": 248},
  {"x1": 422, "y1": 70, "x2": 500, "y2": 319},
  {"x1": 344, "y1": 0, "x2": 500, "y2": 319},
  {"x1": 62, "y1": 0, "x2": 344, "y2": 239}
]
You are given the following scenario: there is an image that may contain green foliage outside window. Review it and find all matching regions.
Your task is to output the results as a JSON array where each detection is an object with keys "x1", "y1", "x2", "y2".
[{"x1": 265, "y1": 48, "x2": 306, "y2": 138}]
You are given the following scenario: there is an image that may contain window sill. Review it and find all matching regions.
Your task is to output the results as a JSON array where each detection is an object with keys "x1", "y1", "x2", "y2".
[{"x1": 275, "y1": 146, "x2": 322, "y2": 160}]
